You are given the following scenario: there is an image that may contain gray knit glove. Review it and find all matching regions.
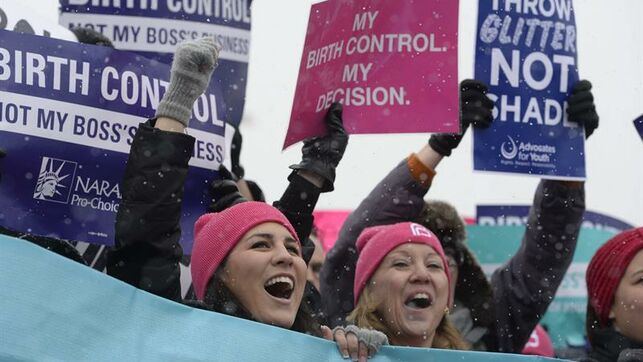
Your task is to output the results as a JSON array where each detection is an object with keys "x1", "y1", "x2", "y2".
[
  {"x1": 618, "y1": 349, "x2": 643, "y2": 362},
  {"x1": 155, "y1": 37, "x2": 221, "y2": 127},
  {"x1": 334, "y1": 325, "x2": 389, "y2": 353}
]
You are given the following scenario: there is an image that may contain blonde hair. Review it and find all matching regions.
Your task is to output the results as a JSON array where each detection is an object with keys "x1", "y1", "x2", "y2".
[{"x1": 347, "y1": 286, "x2": 468, "y2": 350}]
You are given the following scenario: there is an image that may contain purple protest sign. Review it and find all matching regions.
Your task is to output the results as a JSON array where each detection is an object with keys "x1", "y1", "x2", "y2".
[
  {"x1": 59, "y1": 0, "x2": 251, "y2": 128},
  {"x1": 476, "y1": 205, "x2": 634, "y2": 234},
  {"x1": 0, "y1": 30, "x2": 225, "y2": 253},
  {"x1": 473, "y1": 0, "x2": 584, "y2": 179},
  {"x1": 634, "y1": 114, "x2": 643, "y2": 141},
  {"x1": 284, "y1": 0, "x2": 459, "y2": 149}
]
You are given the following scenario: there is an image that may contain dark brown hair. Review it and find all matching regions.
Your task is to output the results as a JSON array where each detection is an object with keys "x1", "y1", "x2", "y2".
[{"x1": 585, "y1": 302, "x2": 610, "y2": 346}]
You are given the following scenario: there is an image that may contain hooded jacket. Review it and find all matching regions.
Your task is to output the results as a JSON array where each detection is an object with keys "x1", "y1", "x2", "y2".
[{"x1": 319, "y1": 156, "x2": 585, "y2": 353}]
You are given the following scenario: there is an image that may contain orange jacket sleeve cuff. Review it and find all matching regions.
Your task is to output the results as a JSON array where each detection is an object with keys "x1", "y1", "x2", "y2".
[{"x1": 406, "y1": 153, "x2": 437, "y2": 188}]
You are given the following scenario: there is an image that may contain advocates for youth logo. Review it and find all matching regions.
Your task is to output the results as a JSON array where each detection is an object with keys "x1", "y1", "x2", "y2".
[{"x1": 499, "y1": 136, "x2": 557, "y2": 168}]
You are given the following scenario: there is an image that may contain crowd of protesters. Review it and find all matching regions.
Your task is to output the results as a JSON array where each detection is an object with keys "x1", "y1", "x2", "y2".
[{"x1": 0, "y1": 24, "x2": 641, "y2": 362}]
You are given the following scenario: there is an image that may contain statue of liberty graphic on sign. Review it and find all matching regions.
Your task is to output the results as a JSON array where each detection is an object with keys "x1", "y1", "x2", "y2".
[{"x1": 33, "y1": 157, "x2": 71, "y2": 200}]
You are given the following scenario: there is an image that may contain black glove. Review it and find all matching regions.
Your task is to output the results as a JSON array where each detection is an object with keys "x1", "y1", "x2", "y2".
[
  {"x1": 289, "y1": 102, "x2": 348, "y2": 192},
  {"x1": 567, "y1": 80, "x2": 599, "y2": 139},
  {"x1": 230, "y1": 127, "x2": 245, "y2": 179},
  {"x1": 429, "y1": 79, "x2": 494, "y2": 156},
  {"x1": 207, "y1": 166, "x2": 247, "y2": 213}
]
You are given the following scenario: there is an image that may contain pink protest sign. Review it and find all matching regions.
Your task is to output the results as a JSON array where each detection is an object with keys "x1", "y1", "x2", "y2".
[
  {"x1": 312, "y1": 210, "x2": 351, "y2": 251},
  {"x1": 284, "y1": 0, "x2": 459, "y2": 148}
]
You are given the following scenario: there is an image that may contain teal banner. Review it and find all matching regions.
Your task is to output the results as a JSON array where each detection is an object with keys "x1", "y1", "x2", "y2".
[
  {"x1": 466, "y1": 225, "x2": 616, "y2": 348},
  {"x1": 0, "y1": 233, "x2": 564, "y2": 361}
]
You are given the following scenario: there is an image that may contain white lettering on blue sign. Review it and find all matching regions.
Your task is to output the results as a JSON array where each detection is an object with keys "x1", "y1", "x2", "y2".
[{"x1": 0, "y1": 48, "x2": 90, "y2": 95}]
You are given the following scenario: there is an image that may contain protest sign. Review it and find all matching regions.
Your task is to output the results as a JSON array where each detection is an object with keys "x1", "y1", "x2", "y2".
[
  {"x1": 312, "y1": 210, "x2": 351, "y2": 251},
  {"x1": 473, "y1": 0, "x2": 585, "y2": 179},
  {"x1": 635, "y1": 114, "x2": 643, "y2": 141},
  {"x1": 59, "y1": 0, "x2": 251, "y2": 127},
  {"x1": 476, "y1": 205, "x2": 635, "y2": 234},
  {"x1": 0, "y1": 30, "x2": 226, "y2": 252},
  {"x1": 284, "y1": 0, "x2": 459, "y2": 148},
  {"x1": 467, "y1": 225, "x2": 616, "y2": 347},
  {"x1": 0, "y1": 0, "x2": 77, "y2": 41},
  {"x1": 0, "y1": 233, "x2": 566, "y2": 361}
]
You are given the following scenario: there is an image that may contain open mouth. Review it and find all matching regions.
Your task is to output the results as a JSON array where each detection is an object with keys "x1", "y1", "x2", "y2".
[
  {"x1": 404, "y1": 293, "x2": 432, "y2": 309},
  {"x1": 264, "y1": 276, "x2": 294, "y2": 300}
]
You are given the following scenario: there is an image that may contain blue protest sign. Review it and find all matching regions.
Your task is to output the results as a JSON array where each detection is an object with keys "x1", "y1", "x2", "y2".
[
  {"x1": 0, "y1": 30, "x2": 225, "y2": 252},
  {"x1": 0, "y1": 233, "x2": 565, "y2": 361},
  {"x1": 473, "y1": 0, "x2": 585, "y2": 179},
  {"x1": 59, "y1": 0, "x2": 251, "y2": 127},
  {"x1": 634, "y1": 114, "x2": 643, "y2": 141},
  {"x1": 476, "y1": 205, "x2": 634, "y2": 234}
]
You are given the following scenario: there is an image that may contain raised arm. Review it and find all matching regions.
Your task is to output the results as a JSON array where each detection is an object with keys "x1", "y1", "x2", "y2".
[
  {"x1": 320, "y1": 80, "x2": 494, "y2": 326},
  {"x1": 489, "y1": 179, "x2": 585, "y2": 352},
  {"x1": 207, "y1": 103, "x2": 348, "y2": 262},
  {"x1": 106, "y1": 38, "x2": 220, "y2": 302},
  {"x1": 488, "y1": 80, "x2": 598, "y2": 352},
  {"x1": 278, "y1": 103, "x2": 348, "y2": 258}
]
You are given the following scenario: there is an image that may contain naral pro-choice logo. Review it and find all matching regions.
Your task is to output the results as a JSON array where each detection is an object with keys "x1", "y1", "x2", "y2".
[
  {"x1": 500, "y1": 136, "x2": 557, "y2": 168},
  {"x1": 32, "y1": 156, "x2": 121, "y2": 212},
  {"x1": 33, "y1": 157, "x2": 77, "y2": 203}
]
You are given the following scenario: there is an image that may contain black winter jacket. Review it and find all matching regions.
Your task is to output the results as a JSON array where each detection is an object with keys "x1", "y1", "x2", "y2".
[
  {"x1": 579, "y1": 328, "x2": 643, "y2": 362},
  {"x1": 106, "y1": 121, "x2": 321, "y2": 302}
]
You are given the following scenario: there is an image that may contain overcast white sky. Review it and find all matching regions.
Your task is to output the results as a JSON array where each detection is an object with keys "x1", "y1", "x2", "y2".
[{"x1": 37, "y1": 0, "x2": 643, "y2": 225}]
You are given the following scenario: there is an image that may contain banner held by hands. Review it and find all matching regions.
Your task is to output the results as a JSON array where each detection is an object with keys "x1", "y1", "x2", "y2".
[{"x1": 0, "y1": 232, "x2": 569, "y2": 361}]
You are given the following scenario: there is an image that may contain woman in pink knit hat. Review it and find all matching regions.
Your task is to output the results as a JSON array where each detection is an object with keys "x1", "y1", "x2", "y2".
[
  {"x1": 581, "y1": 227, "x2": 643, "y2": 361},
  {"x1": 104, "y1": 36, "x2": 327, "y2": 335},
  {"x1": 343, "y1": 221, "x2": 467, "y2": 350},
  {"x1": 105, "y1": 36, "x2": 392, "y2": 360},
  {"x1": 190, "y1": 201, "x2": 312, "y2": 331}
]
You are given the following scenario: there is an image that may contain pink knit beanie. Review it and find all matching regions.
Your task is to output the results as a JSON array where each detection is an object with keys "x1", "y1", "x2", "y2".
[
  {"x1": 586, "y1": 227, "x2": 643, "y2": 326},
  {"x1": 191, "y1": 201, "x2": 299, "y2": 300},
  {"x1": 353, "y1": 222, "x2": 452, "y2": 305}
]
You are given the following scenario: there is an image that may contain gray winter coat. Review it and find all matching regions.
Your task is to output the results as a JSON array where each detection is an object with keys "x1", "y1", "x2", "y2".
[{"x1": 320, "y1": 159, "x2": 585, "y2": 353}]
